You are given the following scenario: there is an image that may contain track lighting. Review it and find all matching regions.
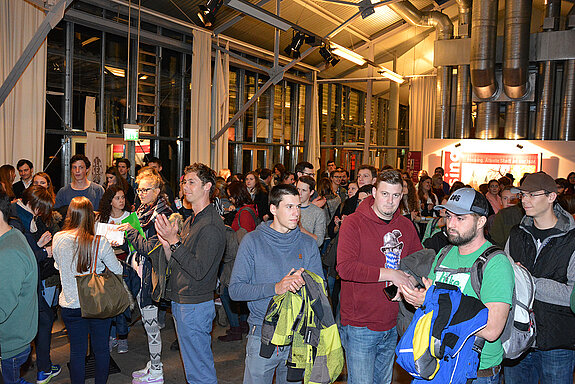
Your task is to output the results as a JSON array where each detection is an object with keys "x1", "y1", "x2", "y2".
[
  {"x1": 284, "y1": 32, "x2": 315, "y2": 59},
  {"x1": 197, "y1": 0, "x2": 224, "y2": 28},
  {"x1": 319, "y1": 45, "x2": 340, "y2": 68}
]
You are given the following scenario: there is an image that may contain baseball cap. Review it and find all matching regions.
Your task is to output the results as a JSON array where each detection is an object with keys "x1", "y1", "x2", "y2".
[
  {"x1": 434, "y1": 187, "x2": 490, "y2": 217},
  {"x1": 510, "y1": 172, "x2": 557, "y2": 194}
]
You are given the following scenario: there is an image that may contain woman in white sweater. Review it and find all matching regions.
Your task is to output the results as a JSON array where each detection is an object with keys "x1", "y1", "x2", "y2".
[{"x1": 53, "y1": 196, "x2": 122, "y2": 384}]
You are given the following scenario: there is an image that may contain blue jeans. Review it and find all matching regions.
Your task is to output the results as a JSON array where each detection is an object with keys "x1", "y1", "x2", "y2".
[
  {"x1": 504, "y1": 349, "x2": 575, "y2": 384},
  {"x1": 110, "y1": 308, "x2": 130, "y2": 338},
  {"x1": 220, "y1": 286, "x2": 248, "y2": 328},
  {"x1": 172, "y1": 300, "x2": 217, "y2": 384},
  {"x1": 61, "y1": 308, "x2": 112, "y2": 384},
  {"x1": 243, "y1": 327, "x2": 295, "y2": 384},
  {"x1": 340, "y1": 325, "x2": 398, "y2": 384},
  {"x1": 1, "y1": 345, "x2": 31, "y2": 384}
]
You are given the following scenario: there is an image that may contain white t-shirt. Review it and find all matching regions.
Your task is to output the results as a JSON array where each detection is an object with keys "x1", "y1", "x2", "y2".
[{"x1": 108, "y1": 211, "x2": 130, "y2": 225}]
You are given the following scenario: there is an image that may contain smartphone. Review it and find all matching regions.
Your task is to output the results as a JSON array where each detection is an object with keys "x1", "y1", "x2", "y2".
[{"x1": 383, "y1": 285, "x2": 398, "y2": 301}]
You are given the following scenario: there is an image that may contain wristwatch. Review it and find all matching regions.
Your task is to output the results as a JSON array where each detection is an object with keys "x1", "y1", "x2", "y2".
[{"x1": 169, "y1": 240, "x2": 182, "y2": 252}]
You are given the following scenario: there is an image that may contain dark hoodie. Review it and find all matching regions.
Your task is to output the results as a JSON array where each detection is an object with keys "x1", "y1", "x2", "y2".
[
  {"x1": 337, "y1": 195, "x2": 422, "y2": 332},
  {"x1": 229, "y1": 221, "x2": 323, "y2": 327}
]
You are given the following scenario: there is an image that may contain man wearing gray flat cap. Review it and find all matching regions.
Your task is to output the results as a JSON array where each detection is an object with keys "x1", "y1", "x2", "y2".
[{"x1": 504, "y1": 172, "x2": 575, "y2": 384}]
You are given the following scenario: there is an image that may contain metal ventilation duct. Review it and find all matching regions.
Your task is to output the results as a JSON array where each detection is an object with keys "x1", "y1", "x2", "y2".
[
  {"x1": 476, "y1": 102, "x2": 499, "y2": 139},
  {"x1": 535, "y1": 0, "x2": 561, "y2": 140},
  {"x1": 502, "y1": 0, "x2": 532, "y2": 99},
  {"x1": 559, "y1": 5, "x2": 575, "y2": 140},
  {"x1": 388, "y1": 1, "x2": 453, "y2": 139},
  {"x1": 454, "y1": 0, "x2": 472, "y2": 139},
  {"x1": 470, "y1": 0, "x2": 498, "y2": 100},
  {"x1": 505, "y1": 101, "x2": 529, "y2": 139}
]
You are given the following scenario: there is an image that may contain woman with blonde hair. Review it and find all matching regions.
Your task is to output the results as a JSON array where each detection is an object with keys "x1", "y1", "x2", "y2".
[
  {"x1": 52, "y1": 196, "x2": 122, "y2": 384},
  {"x1": 117, "y1": 167, "x2": 172, "y2": 383}
]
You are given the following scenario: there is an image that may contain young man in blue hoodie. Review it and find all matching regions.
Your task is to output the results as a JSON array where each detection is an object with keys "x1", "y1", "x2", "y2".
[{"x1": 229, "y1": 184, "x2": 323, "y2": 384}]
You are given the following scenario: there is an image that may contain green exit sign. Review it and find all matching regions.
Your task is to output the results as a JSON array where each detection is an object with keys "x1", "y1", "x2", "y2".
[{"x1": 123, "y1": 124, "x2": 140, "y2": 141}]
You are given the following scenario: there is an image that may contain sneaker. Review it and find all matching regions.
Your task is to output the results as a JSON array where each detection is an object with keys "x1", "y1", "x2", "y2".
[
  {"x1": 117, "y1": 339, "x2": 128, "y2": 354},
  {"x1": 109, "y1": 337, "x2": 118, "y2": 352},
  {"x1": 132, "y1": 367, "x2": 163, "y2": 384},
  {"x1": 19, "y1": 379, "x2": 34, "y2": 384},
  {"x1": 37, "y1": 364, "x2": 61, "y2": 384},
  {"x1": 132, "y1": 362, "x2": 152, "y2": 379}
]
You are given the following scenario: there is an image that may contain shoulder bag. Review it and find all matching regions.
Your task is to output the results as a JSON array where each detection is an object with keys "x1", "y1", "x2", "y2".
[{"x1": 76, "y1": 235, "x2": 131, "y2": 318}]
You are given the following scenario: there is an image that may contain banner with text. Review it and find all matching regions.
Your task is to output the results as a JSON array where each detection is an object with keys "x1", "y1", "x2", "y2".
[{"x1": 443, "y1": 152, "x2": 540, "y2": 189}]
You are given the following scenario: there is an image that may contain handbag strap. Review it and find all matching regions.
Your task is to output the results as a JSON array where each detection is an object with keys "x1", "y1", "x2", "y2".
[{"x1": 91, "y1": 235, "x2": 102, "y2": 274}]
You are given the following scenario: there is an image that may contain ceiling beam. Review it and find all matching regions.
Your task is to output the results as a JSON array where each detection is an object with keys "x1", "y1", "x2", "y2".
[
  {"x1": 214, "y1": 0, "x2": 276, "y2": 34},
  {"x1": 329, "y1": 28, "x2": 433, "y2": 78},
  {"x1": 291, "y1": 0, "x2": 371, "y2": 42},
  {"x1": 0, "y1": 0, "x2": 73, "y2": 108}
]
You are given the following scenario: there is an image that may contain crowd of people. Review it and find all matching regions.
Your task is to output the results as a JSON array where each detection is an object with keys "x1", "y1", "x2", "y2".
[{"x1": 1, "y1": 154, "x2": 575, "y2": 384}]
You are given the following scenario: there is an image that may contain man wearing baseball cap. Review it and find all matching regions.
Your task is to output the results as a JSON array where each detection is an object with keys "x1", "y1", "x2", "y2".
[
  {"x1": 504, "y1": 172, "x2": 575, "y2": 384},
  {"x1": 401, "y1": 188, "x2": 514, "y2": 383}
]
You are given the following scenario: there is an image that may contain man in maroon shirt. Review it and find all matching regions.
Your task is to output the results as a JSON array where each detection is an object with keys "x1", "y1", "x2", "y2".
[{"x1": 337, "y1": 169, "x2": 422, "y2": 384}]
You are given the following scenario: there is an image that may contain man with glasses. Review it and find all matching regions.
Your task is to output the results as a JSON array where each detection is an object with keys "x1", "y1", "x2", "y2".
[
  {"x1": 330, "y1": 168, "x2": 347, "y2": 203},
  {"x1": 295, "y1": 161, "x2": 315, "y2": 180},
  {"x1": 504, "y1": 172, "x2": 575, "y2": 384}
]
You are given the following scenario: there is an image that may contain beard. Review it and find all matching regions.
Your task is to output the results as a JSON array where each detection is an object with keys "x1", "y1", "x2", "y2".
[{"x1": 447, "y1": 227, "x2": 477, "y2": 246}]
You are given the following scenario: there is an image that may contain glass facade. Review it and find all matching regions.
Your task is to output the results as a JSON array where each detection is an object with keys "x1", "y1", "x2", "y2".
[
  {"x1": 318, "y1": 83, "x2": 408, "y2": 177},
  {"x1": 42, "y1": 1, "x2": 408, "y2": 191}
]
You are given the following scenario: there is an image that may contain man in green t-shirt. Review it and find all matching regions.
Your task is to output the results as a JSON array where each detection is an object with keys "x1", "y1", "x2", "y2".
[{"x1": 400, "y1": 187, "x2": 514, "y2": 383}]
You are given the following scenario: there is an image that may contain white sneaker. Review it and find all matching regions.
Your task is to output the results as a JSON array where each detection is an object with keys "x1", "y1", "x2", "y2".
[
  {"x1": 117, "y1": 339, "x2": 128, "y2": 354},
  {"x1": 132, "y1": 362, "x2": 151, "y2": 379},
  {"x1": 132, "y1": 367, "x2": 163, "y2": 384}
]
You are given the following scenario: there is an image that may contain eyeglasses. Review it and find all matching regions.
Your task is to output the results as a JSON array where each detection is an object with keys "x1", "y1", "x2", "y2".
[
  {"x1": 137, "y1": 187, "x2": 156, "y2": 194},
  {"x1": 519, "y1": 191, "x2": 549, "y2": 199}
]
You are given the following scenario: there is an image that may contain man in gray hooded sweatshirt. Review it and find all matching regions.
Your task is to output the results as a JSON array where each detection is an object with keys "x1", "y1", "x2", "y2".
[{"x1": 229, "y1": 184, "x2": 323, "y2": 384}]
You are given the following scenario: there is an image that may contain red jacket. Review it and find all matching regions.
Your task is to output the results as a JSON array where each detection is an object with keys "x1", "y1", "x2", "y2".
[{"x1": 337, "y1": 196, "x2": 422, "y2": 331}]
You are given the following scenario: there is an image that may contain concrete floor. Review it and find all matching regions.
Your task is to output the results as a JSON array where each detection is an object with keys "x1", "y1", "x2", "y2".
[{"x1": 20, "y1": 305, "x2": 413, "y2": 384}]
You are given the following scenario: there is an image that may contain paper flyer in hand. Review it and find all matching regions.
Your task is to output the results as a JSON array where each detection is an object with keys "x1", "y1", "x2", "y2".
[{"x1": 95, "y1": 222, "x2": 125, "y2": 245}]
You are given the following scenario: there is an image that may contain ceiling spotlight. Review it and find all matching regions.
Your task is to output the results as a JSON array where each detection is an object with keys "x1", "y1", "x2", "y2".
[
  {"x1": 197, "y1": 0, "x2": 224, "y2": 28},
  {"x1": 517, "y1": 144, "x2": 524, "y2": 149},
  {"x1": 319, "y1": 45, "x2": 340, "y2": 68},
  {"x1": 284, "y1": 32, "x2": 306, "y2": 59}
]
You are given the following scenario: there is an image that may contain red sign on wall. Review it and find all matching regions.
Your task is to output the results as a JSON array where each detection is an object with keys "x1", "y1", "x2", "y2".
[
  {"x1": 407, "y1": 151, "x2": 422, "y2": 184},
  {"x1": 443, "y1": 152, "x2": 539, "y2": 188}
]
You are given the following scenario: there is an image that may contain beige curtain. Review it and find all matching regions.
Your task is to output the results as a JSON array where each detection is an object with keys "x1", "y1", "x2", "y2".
[
  {"x1": 408, "y1": 76, "x2": 436, "y2": 152},
  {"x1": 211, "y1": 43, "x2": 229, "y2": 173},
  {"x1": 190, "y1": 29, "x2": 212, "y2": 166},
  {"x1": 0, "y1": 0, "x2": 46, "y2": 169},
  {"x1": 306, "y1": 72, "x2": 321, "y2": 171}
]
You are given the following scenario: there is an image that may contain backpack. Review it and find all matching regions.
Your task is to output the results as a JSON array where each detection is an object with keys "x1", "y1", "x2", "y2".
[
  {"x1": 434, "y1": 244, "x2": 536, "y2": 360},
  {"x1": 238, "y1": 205, "x2": 262, "y2": 230}
]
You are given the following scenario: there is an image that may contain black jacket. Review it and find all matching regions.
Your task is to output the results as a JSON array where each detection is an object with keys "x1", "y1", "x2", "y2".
[
  {"x1": 506, "y1": 204, "x2": 575, "y2": 350},
  {"x1": 165, "y1": 203, "x2": 226, "y2": 304}
]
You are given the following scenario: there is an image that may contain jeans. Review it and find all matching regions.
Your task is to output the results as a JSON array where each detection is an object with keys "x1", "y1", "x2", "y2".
[
  {"x1": 504, "y1": 349, "x2": 575, "y2": 384},
  {"x1": 220, "y1": 286, "x2": 248, "y2": 328},
  {"x1": 61, "y1": 308, "x2": 112, "y2": 384},
  {"x1": 1, "y1": 345, "x2": 31, "y2": 384},
  {"x1": 172, "y1": 300, "x2": 217, "y2": 384},
  {"x1": 340, "y1": 325, "x2": 398, "y2": 384},
  {"x1": 36, "y1": 296, "x2": 55, "y2": 373},
  {"x1": 243, "y1": 327, "x2": 295, "y2": 384},
  {"x1": 469, "y1": 372, "x2": 500, "y2": 384},
  {"x1": 110, "y1": 308, "x2": 130, "y2": 338}
]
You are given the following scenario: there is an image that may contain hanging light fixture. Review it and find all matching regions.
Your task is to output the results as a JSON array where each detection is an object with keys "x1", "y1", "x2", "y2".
[
  {"x1": 197, "y1": 0, "x2": 224, "y2": 28},
  {"x1": 329, "y1": 43, "x2": 366, "y2": 66},
  {"x1": 284, "y1": 31, "x2": 306, "y2": 58},
  {"x1": 319, "y1": 45, "x2": 340, "y2": 67}
]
